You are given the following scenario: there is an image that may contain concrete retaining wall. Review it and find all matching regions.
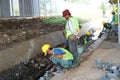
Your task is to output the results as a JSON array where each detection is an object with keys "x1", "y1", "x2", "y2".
[{"x1": 0, "y1": 31, "x2": 65, "y2": 72}]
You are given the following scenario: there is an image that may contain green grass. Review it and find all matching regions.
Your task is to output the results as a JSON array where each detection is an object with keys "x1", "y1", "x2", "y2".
[
  {"x1": 41, "y1": 16, "x2": 88, "y2": 24},
  {"x1": 41, "y1": 16, "x2": 66, "y2": 24}
]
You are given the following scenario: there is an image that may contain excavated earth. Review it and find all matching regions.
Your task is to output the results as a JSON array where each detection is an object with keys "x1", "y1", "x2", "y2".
[
  {"x1": 1, "y1": 18, "x2": 118, "y2": 80},
  {"x1": 0, "y1": 17, "x2": 64, "y2": 80},
  {"x1": 0, "y1": 18, "x2": 64, "y2": 50}
]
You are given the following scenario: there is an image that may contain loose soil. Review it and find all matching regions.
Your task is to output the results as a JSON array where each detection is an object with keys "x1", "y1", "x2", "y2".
[
  {"x1": 0, "y1": 18, "x2": 64, "y2": 80},
  {"x1": 0, "y1": 18, "x2": 119, "y2": 80},
  {"x1": 51, "y1": 35, "x2": 120, "y2": 80},
  {"x1": 0, "y1": 18, "x2": 64, "y2": 50}
]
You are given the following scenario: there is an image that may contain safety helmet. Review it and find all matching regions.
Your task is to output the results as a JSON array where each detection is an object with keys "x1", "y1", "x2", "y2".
[
  {"x1": 102, "y1": 21, "x2": 106, "y2": 25},
  {"x1": 63, "y1": 9, "x2": 71, "y2": 17},
  {"x1": 112, "y1": 10, "x2": 115, "y2": 13},
  {"x1": 86, "y1": 31, "x2": 90, "y2": 36},
  {"x1": 41, "y1": 44, "x2": 50, "y2": 56},
  {"x1": 111, "y1": 10, "x2": 115, "y2": 14}
]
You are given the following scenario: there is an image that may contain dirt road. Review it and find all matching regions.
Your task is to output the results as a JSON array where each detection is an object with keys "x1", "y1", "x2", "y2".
[{"x1": 51, "y1": 36, "x2": 120, "y2": 80}]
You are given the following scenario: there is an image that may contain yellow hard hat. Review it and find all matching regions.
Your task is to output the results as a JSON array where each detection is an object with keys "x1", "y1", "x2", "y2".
[
  {"x1": 86, "y1": 31, "x2": 90, "y2": 36},
  {"x1": 102, "y1": 21, "x2": 106, "y2": 25},
  {"x1": 112, "y1": 10, "x2": 115, "y2": 13},
  {"x1": 41, "y1": 44, "x2": 50, "y2": 56}
]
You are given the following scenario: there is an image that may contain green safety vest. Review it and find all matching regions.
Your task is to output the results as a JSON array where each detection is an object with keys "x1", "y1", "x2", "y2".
[
  {"x1": 65, "y1": 16, "x2": 80, "y2": 39},
  {"x1": 52, "y1": 48, "x2": 73, "y2": 60},
  {"x1": 113, "y1": 14, "x2": 118, "y2": 25}
]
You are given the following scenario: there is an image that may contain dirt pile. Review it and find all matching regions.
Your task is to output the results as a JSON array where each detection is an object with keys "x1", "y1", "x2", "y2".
[
  {"x1": 0, "y1": 18, "x2": 64, "y2": 50},
  {"x1": 0, "y1": 17, "x2": 64, "y2": 80},
  {"x1": 0, "y1": 54, "x2": 53, "y2": 80}
]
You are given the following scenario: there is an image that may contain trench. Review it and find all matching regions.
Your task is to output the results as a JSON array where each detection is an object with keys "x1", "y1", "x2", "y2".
[
  {"x1": 0, "y1": 43, "x2": 65, "y2": 80},
  {"x1": 0, "y1": 19, "x2": 106, "y2": 80},
  {"x1": 0, "y1": 54, "x2": 53, "y2": 80},
  {"x1": 0, "y1": 38, "x2": 97, "y2": 80},
  {"x1": 0, "y1": 32, "x2": 106, "y2": 80},
  {"x1": 0, "y1": 31, "x2": 66, "y2": 80}
]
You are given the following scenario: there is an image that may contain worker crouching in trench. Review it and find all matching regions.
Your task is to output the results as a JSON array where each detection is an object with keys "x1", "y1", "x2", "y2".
[{"x1": 41, "y1": 44, "x2": 73, "y2": 74}]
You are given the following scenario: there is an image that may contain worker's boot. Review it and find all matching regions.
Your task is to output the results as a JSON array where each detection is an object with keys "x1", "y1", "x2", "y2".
[
  {"x1": 71, "y1": 58, "x2": 80, "y2": 68},
  {"x1": 71, "y1": 53, "x2": 80, "y2": 68},
  {"x1": 46, "y1": 66, "x2": 64, "y2": 76},
  {"x1": 71, "y1": 63, "x2": 80, "y2": 68},
  {"x1": 56, "y1": 66, "x2": 64, "y2": 73}
]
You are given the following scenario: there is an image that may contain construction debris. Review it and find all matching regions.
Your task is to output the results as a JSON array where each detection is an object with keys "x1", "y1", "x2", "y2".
[
  {"x1": 95, "y1": 59, "x2": 120, "y2": 80},
  {"x1": 0, "y1": 55, "x2": 53, "y2": 80}
]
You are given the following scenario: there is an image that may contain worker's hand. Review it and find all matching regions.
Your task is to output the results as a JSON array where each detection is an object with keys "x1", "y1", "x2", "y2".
[
  {"x1": 49, "y1": 55, "x2": 55, "y2": 60},
  {"x1": 76, "y1": 33, "x2": 82, "y2": 39},
  {"x1": 55, "y1": 54, "x2": 63, "y2": 59}
]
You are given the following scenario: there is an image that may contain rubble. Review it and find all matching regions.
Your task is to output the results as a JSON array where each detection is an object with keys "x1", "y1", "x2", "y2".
[
  {"x1": 95, "y1": 59, "x2": 120, "y2": 80},
  {"x1": 0, "y1": 54, "x2": 53, "y2": 80}
]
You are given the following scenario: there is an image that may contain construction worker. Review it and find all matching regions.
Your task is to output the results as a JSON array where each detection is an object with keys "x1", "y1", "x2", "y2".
[
  {"x1": 62, "y1": 9, "x2": 80, "y2": 67},
  {"x1": 41, "y1": 44, "x2": 73, "y2": 73},
  {"x1": 82, "y1": 28, "x2": 96, "y2": 45},
  {"x1": 110, "y1": 10, "x2": 118, "y2": 35},
  {"x1": 102, "y1": 21, "x2": 112, "y2": 33}
]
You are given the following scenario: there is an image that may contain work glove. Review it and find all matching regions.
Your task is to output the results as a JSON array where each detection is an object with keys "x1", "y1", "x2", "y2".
[{"x1": 76, "y1": 33, "x2": 82, "y2": 39}]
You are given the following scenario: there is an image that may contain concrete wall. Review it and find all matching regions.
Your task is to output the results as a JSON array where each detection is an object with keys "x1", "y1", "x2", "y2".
[
  {"x1": 0, "y1": 0, "x2": 11, "y2": 18},
  {"x1": 0, "y1": 31, "x2": 65, "y2": 72}
]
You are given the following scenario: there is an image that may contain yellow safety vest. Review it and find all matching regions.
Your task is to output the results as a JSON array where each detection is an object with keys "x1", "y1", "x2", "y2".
[
  {"x1": 52, "y1": 48, "x2": 73, "y2": 60},
  {"x1": 65, "y1": 17, "x2": 80, "y2": 39}
]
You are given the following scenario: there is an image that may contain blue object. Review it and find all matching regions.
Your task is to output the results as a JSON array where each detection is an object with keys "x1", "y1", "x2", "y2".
[{"x1": 53, "y1": 48, "x2": 65, "y2": 55}]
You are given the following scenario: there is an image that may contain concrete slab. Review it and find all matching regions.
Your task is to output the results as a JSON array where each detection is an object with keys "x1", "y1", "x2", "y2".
[
  {"x1": 88, "y1": 34, "x2": 107, "y2": 51},
  {"x1": 0, "y1": 31, "x2": 65, "y2": 72}
]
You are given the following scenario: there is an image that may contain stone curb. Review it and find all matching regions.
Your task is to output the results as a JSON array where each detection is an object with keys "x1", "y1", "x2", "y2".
[{"x1": 88, "y1": 34, "x2": 107, "y2": 51}]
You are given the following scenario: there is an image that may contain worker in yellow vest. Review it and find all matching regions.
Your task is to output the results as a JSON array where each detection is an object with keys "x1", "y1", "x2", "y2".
[
  {"x1": 62, "y1": 9, "x2": 80, "y2": 67},
  {"x1": 41, "y1": 44, "x2": 73, "y2": 73},
  {"x1": 111, "y1": 10, "x2": 118, "y2": 35}
]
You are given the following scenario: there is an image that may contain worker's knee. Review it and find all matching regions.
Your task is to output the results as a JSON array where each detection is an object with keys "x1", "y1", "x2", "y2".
[
  {"x1": 51, "y1": 57, "x2": 60, "y2": 65},
  {"x1": 61, "y1": 61, "x2": 72, "y2": 68}
]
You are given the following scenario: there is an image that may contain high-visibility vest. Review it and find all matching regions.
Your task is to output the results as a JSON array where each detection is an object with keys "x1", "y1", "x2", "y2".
[
  {"x1": 65, "y1": 17, "x2": 80, "y2": 39},
  {"x1": 113, "y1": 14, "x2": 118, "y2": 25},
  {"x1": 52, "y1": 48, "x2": 73, "y2": 60}
]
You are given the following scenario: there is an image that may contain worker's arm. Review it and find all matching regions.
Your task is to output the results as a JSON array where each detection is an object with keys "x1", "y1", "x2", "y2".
[
  {"x1": 49, "y1": 54, "x2": 63, "y2": 59},
  {"x1": 54, "y1": 54, "x2": 63, "y2": 58}
]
